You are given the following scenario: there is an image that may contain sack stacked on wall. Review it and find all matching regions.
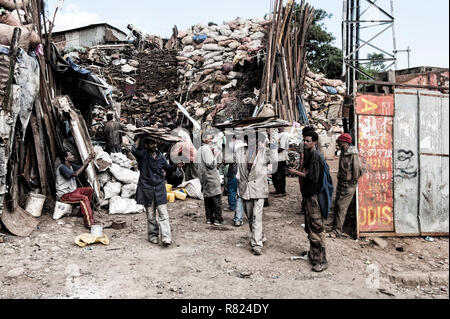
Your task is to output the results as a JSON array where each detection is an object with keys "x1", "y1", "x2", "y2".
[
  {"x1": 175, "y1": 17, "x2": 270, "y2": 123},
  {"x1": 0, "y1": 6, "x2": 41, "y2": 50}
]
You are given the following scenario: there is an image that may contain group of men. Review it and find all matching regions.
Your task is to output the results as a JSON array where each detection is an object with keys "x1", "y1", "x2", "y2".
[{"x1": 54, "y1": 117, "x2": 362, "y2": 273}]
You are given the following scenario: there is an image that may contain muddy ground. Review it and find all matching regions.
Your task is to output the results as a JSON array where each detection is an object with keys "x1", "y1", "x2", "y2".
[{"x1": 0, "y1": 158, "x2": 448, "y2": 299}]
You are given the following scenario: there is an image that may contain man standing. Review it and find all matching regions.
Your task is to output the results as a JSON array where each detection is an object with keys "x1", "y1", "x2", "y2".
[
  {"x1": 196, "y1": 132, "x2": 223, "y2": 226},
  {"x1": 104, "y1": 113, "x2": 122, "y2": 154},
  {"x1": 56, "y1": 151, "x2": 96, "y2": 229},
  {"x1": 236, "y1": 133, "x2": 271, "y2": 256},
  {"x1": 288, "y1": 131, "x2": 328, "y2": 272},
  {"x1": 295, "y1": 126, "x2": 316, "y2": 215},
  {"x1": 132, "y1": 136, "x2": 173, "y2": 246},
  {"x1": 272, "y1": 127, "x2": 290, "y2": 197},
  {"x1": 332, "y1": 133, "x2": 362, "y2": 237}
]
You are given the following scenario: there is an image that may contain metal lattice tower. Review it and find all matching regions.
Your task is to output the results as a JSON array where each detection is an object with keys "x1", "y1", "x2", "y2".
[{"x1": 342, "y1": 0, "x2": 398, "y2": 95}]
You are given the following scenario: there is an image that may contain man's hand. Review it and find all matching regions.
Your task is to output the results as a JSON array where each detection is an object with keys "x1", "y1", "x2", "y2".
[{"x1": 88, "y1": 152, "x2": 96, "y2": 161}]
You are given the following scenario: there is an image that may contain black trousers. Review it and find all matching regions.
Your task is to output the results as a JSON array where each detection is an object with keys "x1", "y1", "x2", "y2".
[
  {"x1": 204, "y1": 195, "x2": 223, "y2": 223},
  {"x1": 273, "y1": 161, "x2": 287, "y2": 194}
]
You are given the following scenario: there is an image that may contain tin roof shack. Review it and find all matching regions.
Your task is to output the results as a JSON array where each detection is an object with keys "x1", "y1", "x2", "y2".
[
  {"x1": 1, "y1": 2, "x2": 105, "y2": 238},
  {"x1": 51, "y1": 23, "x2": 128, "y2": 51},
  {"x1": 354, "y1": 67, "x2": 449, "y2": 238}
]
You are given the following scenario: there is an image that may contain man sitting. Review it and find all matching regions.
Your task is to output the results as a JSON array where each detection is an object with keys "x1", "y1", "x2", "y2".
[{"x1": 56, "y1": 151, "x2": 96, "y2": 228}]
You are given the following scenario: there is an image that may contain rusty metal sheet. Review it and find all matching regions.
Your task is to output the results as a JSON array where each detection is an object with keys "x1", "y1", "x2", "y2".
[
  {"x1": 356, "y1": 93, "x2": 394, "y2": 116},
  {"x1": 418, "y1": 91, "x2": 449, "y2": 233},
  {"x1": 393, "y1": 89, "x2": 420, "y2": 234},
  {"x1": 357, "y1": 114, "x2": 394, "y2": 233}
]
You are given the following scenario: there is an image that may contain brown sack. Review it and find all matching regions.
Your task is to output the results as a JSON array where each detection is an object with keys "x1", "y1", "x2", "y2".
[
  {"x1": 0, "y1": 0, "x2": 30, "y2": 11},
  {"x1": 0, "y1": 24, "x2": 32, "y2": 50},
  {"x1": 0, "y1": 11, "x2": 21, "y2": 26}
]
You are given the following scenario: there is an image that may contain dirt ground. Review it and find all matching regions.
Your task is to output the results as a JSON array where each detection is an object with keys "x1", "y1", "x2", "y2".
[{"x1": 0, "y1": 158, "x2": 448, "y2": 299}]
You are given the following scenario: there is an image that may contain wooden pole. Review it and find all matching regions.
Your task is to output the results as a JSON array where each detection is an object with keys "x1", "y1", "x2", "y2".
[{"x1": 2, "y1": 27, "x2": 21, "y2": 111}]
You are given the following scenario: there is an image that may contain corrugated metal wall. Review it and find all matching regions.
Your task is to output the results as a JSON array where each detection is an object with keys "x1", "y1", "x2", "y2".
[{"x1": 357, "y1": 88, "x2": 449, "y2": 237}]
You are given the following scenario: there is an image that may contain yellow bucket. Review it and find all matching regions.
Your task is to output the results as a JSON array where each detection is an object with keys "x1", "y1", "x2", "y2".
[
  {"x1": 167, "y1": 192, "x2": 176, "y2": 203},
  {"x1": 166, "y1": 184, "x2": 173, "y2": 193}
]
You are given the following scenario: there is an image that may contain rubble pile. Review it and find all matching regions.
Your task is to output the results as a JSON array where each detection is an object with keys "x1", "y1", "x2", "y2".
[
  {"x1": 60, "y1": 15, "x2": 347, "y2": 139},
  {"x1": 72, "y1": 45, "x2": 181, "y2": 128}
]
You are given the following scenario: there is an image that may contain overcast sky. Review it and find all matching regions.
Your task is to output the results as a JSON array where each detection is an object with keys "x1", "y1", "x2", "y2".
[{"x1": 46, "y1": 0, "x2": 449, "y2": 70}]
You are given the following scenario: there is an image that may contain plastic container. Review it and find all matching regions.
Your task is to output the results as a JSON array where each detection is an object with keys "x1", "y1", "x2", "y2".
[
  {"x1": 167, "y1": 192, "x2": 176, "y2": 203},
  {"x1": 90, "y1": 224, "x2": 103, "y2": 237},
  {"x1": 174, "y1": 190, "x2": 187, "y2": 201},
  {"x1": 53, "y1": 201, "x2": 73, "y2": 220},
  {"x1": 25, "y1": 193, "x2": 46, "y2": 217},
  {"x1": 166, "y1": 184, "x2": 173, "y2": 193}
]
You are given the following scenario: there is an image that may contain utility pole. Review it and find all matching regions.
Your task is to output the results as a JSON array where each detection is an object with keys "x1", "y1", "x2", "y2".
[
  {"x1": 394, "y1": 46, "x2": 412, "y2": 69},
  {"x1": 342, "y1": 0, "x2": 398, "y2": 95}
]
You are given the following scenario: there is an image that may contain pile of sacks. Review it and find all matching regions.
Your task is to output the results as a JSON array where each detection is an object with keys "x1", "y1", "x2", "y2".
[
  {"x1": 175, "y1": 17, "x2": 270, "y2": 119},
  {"x1": 301, "y1": 67, "x2": 346, "y2": 123},
  {"x1": 93, "y1": 146, "x2": 145, "y2": 215},
  {"x1": 0, "y1": 1, "x2": 41, "y2": 51}
]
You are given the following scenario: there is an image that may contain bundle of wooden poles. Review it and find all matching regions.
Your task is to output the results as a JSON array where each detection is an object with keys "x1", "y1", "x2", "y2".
[{"x1": 258, "y1": 0, "x2": 315, "y2": 123}]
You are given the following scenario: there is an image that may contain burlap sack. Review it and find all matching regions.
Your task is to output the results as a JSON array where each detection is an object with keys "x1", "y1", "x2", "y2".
[
  {"x1": 0, "y1": 24, "x2": 31, "y2": 50},
  {"x1": 0, "y1": 11, "x2": 21, "y2": 26},
  {"x1": 0, "y1": 0, "x2": 30, "y2": 11}
]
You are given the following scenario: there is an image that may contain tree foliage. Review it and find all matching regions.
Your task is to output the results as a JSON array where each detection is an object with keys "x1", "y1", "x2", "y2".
[
  {"x1": 359, "y1": 53, "x2": 387, "y2": 79},
  {"x1": 301, "y1": 8, "x2": 343, "y2": 79}
]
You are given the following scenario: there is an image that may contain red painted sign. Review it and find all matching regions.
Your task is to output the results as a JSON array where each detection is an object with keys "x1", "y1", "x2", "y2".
[
  {"x1": 358, "y1": 114, "x2": 394, "y2": 233},
  {"x1": 356, "y1": 94, "x2": 394, "y2": 116}
]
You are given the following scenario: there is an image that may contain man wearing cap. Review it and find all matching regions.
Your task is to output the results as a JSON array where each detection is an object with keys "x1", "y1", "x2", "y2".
[
  {"x1": 132, "y1": 136, "x2": 174, "y2": 246},
  {"x1": 332, "y1": 133, "x2": 363, "y2": 237}
]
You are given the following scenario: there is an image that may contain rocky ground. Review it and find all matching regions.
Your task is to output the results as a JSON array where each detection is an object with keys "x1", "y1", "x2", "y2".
[{"x1": 0, "y1": 158, "x2": 448, "y2": 299}]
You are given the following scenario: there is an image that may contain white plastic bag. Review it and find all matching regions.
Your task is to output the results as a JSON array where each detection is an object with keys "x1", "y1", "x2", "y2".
[
  {"x1": 94, "y1": 146, "x2": 112, "y2": 172},
  {"x1": 110, "y1": 152, "x2": 133, "y2": 169},
  {"x1": 179, "y1": 179, "x2": 204, "y2": 200},
  {"x1": 109, "y1": 163, "x2": 139, "y2": 184},
  {"x1": 121, "y1": 183, "x2": 137, "y2": 199},
  {"x1": 103, "y1": 182, "x2": 122, "y2": 200},
  {"x1": 109, "y1": 196, "x2": 145, "y2": 215}
]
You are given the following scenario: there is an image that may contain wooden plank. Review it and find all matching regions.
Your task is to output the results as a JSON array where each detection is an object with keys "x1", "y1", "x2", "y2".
[
  {"x1": 2, "y1": 27, "x2": 21, "y2": 111},
  {"x1": 30, "y1": 114, "x2": 50, "y2": 195}
]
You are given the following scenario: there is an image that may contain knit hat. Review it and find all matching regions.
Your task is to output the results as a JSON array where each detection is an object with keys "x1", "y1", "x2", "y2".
[{"x1": 338, "y1": 133, "x2": 352, "y2": 144}]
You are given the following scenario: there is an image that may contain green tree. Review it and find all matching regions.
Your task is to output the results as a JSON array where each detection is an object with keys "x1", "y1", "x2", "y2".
[
  {"x1": 359, "y1": 53, "x2": 386, "y2": 79},
  {"x1": 301, "y1": 8, "x2": 343, "y2": 79}
]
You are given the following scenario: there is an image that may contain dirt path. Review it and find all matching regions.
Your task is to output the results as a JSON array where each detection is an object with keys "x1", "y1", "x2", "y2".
[{"x1": 0, "y1": 159, "x2": 448, "y2": 299}]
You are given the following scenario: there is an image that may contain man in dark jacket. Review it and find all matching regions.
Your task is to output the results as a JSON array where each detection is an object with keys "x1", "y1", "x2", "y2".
[
  {"x1": 288, "y1": 131, "x2": 328, "y2": 272},
  {"x1": 132, "y1": 136, "x2": 175, "y2": 246},
  {"x1": 332, "y1": 133, "x2": 362, "y2": 237},
  {"x1": 104, "y1": 113, "x2": 122, "y2": 153}
]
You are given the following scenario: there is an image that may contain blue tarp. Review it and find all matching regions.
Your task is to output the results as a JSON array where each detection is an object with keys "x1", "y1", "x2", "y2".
[{"x1": 324, "y1": 86, "x2": 338, "y2": 95}]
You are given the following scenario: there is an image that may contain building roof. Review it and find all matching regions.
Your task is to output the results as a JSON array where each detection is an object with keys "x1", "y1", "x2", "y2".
[{"x1": 51, "y1": 23, "x2": 127, "y2": 37}]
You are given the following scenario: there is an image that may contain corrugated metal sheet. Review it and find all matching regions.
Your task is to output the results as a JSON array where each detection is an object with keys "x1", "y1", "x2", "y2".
[
  {"x1": 394, "y1": 90, "x2": 420, "y2": 234},
  {"x1": 418, "y1": 91, "x2": 449, "y2": 233}
]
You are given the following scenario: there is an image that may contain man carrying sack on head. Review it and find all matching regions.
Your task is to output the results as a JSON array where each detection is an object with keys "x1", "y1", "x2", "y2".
[
  {"x1": 331, "y1": 133, "x2": 362, "y2": 238},
  {"x1": 132, "y1": 136, "x2": 178, "y2": 246}
]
